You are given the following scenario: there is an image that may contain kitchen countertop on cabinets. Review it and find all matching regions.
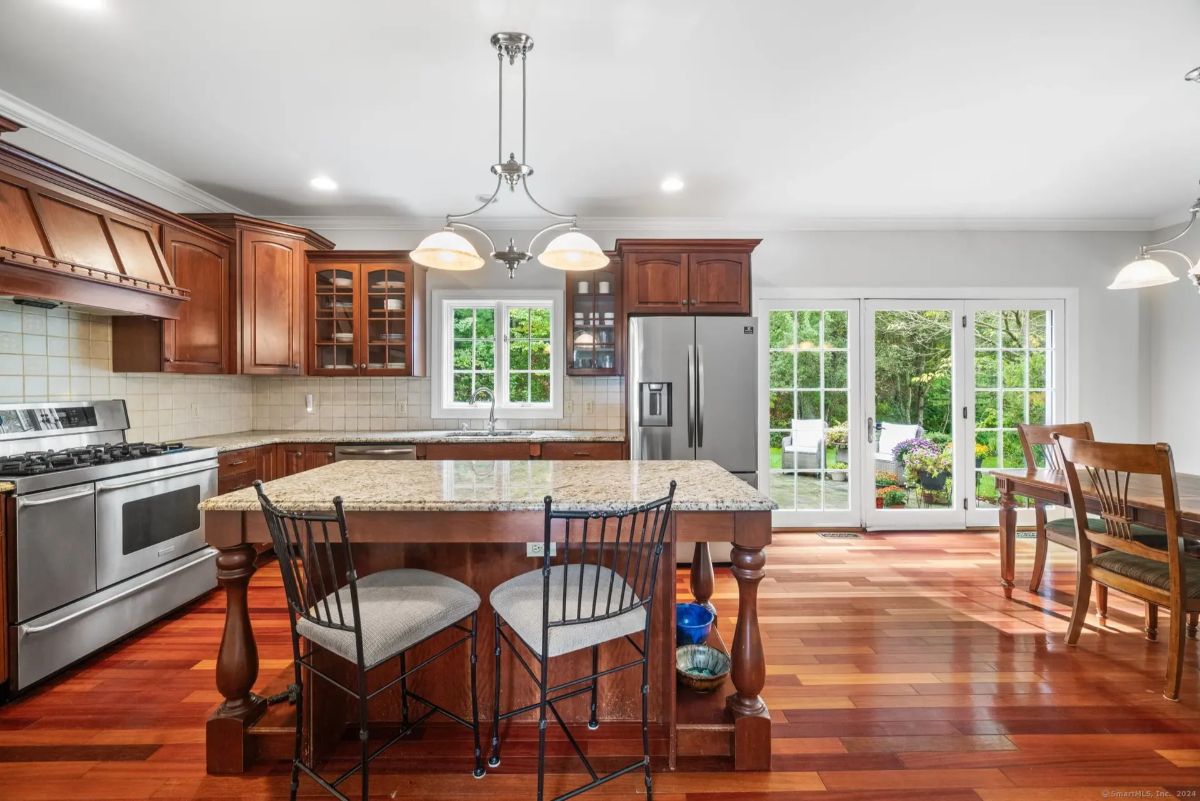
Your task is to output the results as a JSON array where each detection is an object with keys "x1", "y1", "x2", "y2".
[
  {"x1": 183, "y1": 429, "x2": 626, "y2": 453},
  {"x1": 0, "y1": 482, "x2": 12, "y2": 494}
]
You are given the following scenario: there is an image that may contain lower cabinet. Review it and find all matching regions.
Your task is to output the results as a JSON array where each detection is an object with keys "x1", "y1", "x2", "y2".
[{"x1": 214, "y1": 440, "x2": 627, "y2": 494}]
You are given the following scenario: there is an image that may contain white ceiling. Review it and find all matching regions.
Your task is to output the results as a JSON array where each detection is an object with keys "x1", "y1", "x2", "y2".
[{"x1": 2, "y1": 0, "x2": 1199, "y2": 227}]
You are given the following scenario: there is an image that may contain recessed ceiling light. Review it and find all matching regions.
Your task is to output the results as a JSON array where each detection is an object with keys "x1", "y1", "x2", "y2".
[
  {"x1": 660, "y1": 175, "x2": 685, "y2": 193},
  {"x1": 309, "y1": 175, "x2": 338, "y2": 191}
]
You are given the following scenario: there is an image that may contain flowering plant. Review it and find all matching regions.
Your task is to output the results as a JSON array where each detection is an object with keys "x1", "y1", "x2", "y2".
[
  {"x1": 876, "y1": 486, "x2": 908, "y2": 506},
  {"x1": 891, "y1": 436, "x2": 938, "y2": 465},
  {"x1": 974, "y1": 442, "x2": 991, "y2": 459},
  {"x1": 875, "y1": 470, "x2": 900, "y2": 488},
  {"x1": 904, "y1": 443, "x2": 953, "y2": 486}
]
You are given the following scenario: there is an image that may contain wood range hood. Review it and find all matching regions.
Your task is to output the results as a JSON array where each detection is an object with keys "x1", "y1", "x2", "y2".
[{"x1": 0, "y1": 117, "x2": 194, "y2": 318}]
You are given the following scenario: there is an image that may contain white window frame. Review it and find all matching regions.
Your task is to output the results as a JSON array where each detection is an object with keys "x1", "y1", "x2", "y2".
[{"x1": 431, "y1": 289, "x2": 564, "y2": 420}]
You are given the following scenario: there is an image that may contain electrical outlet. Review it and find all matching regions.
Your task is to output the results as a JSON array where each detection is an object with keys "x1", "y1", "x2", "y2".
[
  {"x1": 396, "y1": 399, "x2": 408, "y2": 415},
  {"x1": 583, "y1": 400, "x2": 595, "y2": 415},
  {"x1": 189, "y1": 402, "x2": 199, "y2": 420},
  {"x1": 526, "y1": 542, "x2": 557, "y2": 558},
  {"x1": 565, "y1": 398, "x2": 574, "y2": 414}
]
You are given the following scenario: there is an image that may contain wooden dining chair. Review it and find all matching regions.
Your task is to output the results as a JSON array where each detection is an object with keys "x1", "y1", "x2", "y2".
[
  {"x1": 1018, "y1": 423, "x2": 1107, "y2": 611},
  {"x1": 1057, "y1": 436, "x2": 1200, "y2": 700}
]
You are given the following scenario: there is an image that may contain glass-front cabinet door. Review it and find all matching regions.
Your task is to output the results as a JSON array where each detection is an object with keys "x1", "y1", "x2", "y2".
[
  {"x1": 308, "y1": 256, "x2": 425, "y2": 377},
  {"x1": 311, "y1": 263, "x2": 358, "y2": 374},
  {"x1": 566, "y1": 259, "x2": 622, "y2": 375},
  {"x1": 362, "y1": 265, "x2": 410, "y2": 375}
]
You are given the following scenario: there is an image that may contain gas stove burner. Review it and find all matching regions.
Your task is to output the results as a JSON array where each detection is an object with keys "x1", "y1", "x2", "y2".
[{"x1": 0, "y1": 441, "x2": 193, "y2": 477}]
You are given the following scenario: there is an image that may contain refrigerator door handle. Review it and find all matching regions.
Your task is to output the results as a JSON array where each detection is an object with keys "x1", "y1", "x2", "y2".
[
  {"x1": 686, "y1": 344, "x2": 695, "y2": 448},
  {"x1": 697, "y1": 345, "x2": 705, "y2": 448}
]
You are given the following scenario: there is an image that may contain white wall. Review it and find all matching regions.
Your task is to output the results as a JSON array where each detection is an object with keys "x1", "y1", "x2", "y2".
[{"x1": 1142, "y1": 226, "x2": 1200, "y2": 472}]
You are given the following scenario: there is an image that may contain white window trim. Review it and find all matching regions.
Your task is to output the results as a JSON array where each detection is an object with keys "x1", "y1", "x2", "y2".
[{"x1": 431, "y1": 289, "x2": 564, "y2": 420}]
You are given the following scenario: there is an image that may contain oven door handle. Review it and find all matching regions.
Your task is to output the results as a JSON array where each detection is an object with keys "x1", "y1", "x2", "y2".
[
  {"x1": 15, "y1": 487, "x2": 95, "y2": 507},
  {"x1": 95, "y1": 462, "x2": 217, "y2": 492},
  {"x1": 20, "y1": 550, "x2": 215, "y2": 634}
]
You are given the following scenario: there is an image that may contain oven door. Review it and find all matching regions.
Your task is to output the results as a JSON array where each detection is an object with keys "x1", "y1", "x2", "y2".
[
  {"x1": 95, "y1": 460, "x2": 218, "y2": 589},
  {"x1": 14, "y1": 483, "x2": 98, "y2": 622}
]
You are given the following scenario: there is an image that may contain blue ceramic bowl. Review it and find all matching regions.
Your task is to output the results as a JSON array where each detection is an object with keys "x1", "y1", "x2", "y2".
[{"x1": 676, "y1": 602, "x2": 715, "y2": 646}]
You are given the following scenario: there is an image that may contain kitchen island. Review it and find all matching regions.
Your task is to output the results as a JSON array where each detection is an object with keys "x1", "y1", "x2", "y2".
[{"x1": 200, "y1": 459, "x2": 774, "y2": 775}]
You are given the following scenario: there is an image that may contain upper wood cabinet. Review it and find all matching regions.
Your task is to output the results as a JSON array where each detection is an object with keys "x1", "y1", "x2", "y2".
[
  {"x1": 112, "y1": 224, "x2": 234, "y2": 373},
  {"x1": 618, "y1": 239, "x2": 760, "y2": 315},
  {"x1": 565, "y1": 255, "x2": 622, "y2": 376},
  {"x1": 187, "y1": 214, "x2": 334, "y2": 375},
  {"x1": 306, "y1": 251, "x2": 426, "y2": 377}
]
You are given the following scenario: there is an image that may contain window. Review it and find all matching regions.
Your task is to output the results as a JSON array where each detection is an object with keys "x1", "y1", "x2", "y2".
[{"x1": 432, "y1": 291, "x2": 563, "y2": 419}]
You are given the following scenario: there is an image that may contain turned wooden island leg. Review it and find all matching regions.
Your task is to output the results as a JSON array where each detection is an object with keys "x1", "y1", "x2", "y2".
[
  {"x1": 206, "y1": 543, "x2": 265, "y2": 775},
  {"x1": 726, "y1": 542, "x2": 770, "y2": 770},
  {"x1": 689, "y1": 542, "x2": 716, "y2": 614},
  {"x1": 998, "y1": 483, "x2": 1017, "y2": 598}
]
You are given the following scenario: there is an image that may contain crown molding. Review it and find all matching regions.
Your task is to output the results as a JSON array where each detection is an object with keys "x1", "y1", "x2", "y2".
[
  {"x1": 0, "y1": 89, "x2": 243, "y2": 214},
  {"x1": 274, "y1": 213, "x2": 1158, "y2": 234}
]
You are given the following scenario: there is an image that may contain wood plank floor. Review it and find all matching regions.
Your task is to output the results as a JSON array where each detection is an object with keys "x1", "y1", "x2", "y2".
[{"x1": 3, "y1": 531, "x2": 1200, "y2": 799}]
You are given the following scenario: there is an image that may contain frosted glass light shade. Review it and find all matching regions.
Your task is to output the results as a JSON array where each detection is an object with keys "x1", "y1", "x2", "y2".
[
  {"x1": 537, "y1": 231, "x2": 609, "y2": 271},
  {"x1": 1107, "y1": 257, "x2": 1179, "y2": 290},
  {"x1": 411, "y1": 229, "x2": 485, "y2": 271}
]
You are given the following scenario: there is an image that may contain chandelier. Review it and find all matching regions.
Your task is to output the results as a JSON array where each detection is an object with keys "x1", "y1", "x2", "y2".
[
  {"x1": 410, "y1": 32, "x2": 608, "y2": 279},
  {"x1": 1109, "y1": 67, "x2": 1200, "y2": 292}
]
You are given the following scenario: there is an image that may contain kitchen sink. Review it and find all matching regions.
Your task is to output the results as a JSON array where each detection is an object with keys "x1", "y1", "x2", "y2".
[{"x1": 445, "y1": 430, "x2": 536, "y2": 438}]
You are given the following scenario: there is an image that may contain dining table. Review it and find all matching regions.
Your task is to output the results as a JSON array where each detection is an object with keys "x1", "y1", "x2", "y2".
[{"x1": 992, "y1": 467, "x2": 1200, "y2": 596}]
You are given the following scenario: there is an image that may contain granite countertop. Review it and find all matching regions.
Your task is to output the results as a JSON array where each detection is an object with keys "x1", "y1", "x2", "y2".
[
  {"x1": 0, "y1": 482, "x2": 12, "y2": 494},
  {"x1": 184, "y1": 429, "x2": 625, "y2": 453},
  {"x1": 200, "y1": 459, "x2": 775, "y2": 514}
]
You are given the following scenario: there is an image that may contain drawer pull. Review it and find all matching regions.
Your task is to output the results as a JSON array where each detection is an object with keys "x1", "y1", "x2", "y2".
[{"x1": 225, "y1": 459, "x2": 248, "y2": 467}]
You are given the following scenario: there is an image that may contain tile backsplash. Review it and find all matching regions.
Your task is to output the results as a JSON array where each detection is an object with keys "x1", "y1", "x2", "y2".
[{"x1": 0, "y1": 300, "x2": 624, "y2": 442}]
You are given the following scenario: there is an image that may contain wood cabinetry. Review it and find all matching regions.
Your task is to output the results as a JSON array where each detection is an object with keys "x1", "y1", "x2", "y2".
[
  {"x1": 618, "y1": 239, "x2": 759, "y2": 315},
  {"x1": 217, "y1": 448, "x2": 259, "y2": 495},
  {"x1": 186, "y1": 214, "x2": 334, "y2": 375},
  {"x1": 306, "y1": 252, "x2": 426, "y2": 377},
  {"x1": 565, "y1": 255, "x2": 622, "y2": 376},
  {"x1": 538, "y1": 441, "x2": 624, "y2": 460},
  {"x1": 112, "y1": 224, "x2": 235, "y2": 373},
  {"x1": 275, "y1": 443, "x2": 307, "y2": 477},
  {"x1": 303, "y1": 443, "x2": 336, "y2": 470},
  {"x1": 0, "y1": 492, "x2": 8, "y2": 686}
]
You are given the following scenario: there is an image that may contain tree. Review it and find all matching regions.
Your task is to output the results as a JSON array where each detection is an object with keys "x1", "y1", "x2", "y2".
[{"x1": 873, "y1": 310, "x2": 952, "y2": 435}]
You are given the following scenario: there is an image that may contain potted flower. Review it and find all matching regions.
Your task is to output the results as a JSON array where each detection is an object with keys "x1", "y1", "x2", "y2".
[
  {"x1": 826, "y1": 424, "x2": 850, "y2": 464},
  {"x1": 905, "y1": 443, "x2": 953, "y2": 491},
  {"x1": 875, "y1": 470, "x2": 899, "y2": 488},
  {"x1": 974, "y1": 442, "x2": 990, "y2": 468},
  {"x1": 827, "y1": 461, "x2": 849, "y2": 482},
  {"x1": 876, "y1": 485, "x2": 908, "y2": 508}
]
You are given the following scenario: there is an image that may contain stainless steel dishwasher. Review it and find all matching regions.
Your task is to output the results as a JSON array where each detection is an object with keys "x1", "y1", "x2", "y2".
[{"x1": 334, "y1": 444, "x2": 418, "y2": 461}]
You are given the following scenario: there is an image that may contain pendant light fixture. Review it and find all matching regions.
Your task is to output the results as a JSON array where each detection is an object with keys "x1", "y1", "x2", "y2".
[
  {"x1": 411, "y1": 33, "x2": 608, "y2": 279},
  {"x1": 1110, "y1": 68, "x2": 1200, "y2": 293},
  {"x1": 1109, "y1": 192, "x2": 1200, "y2": 292}
]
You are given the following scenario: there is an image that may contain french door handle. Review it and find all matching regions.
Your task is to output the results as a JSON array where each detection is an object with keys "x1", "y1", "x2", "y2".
[{"x1": 866, "y1": 416, "x2": 874, "y2": 443}]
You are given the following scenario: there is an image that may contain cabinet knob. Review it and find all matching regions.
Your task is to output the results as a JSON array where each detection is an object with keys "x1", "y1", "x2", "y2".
[
  {"x1": 691, "y1": 298, "x2": 698, "y2": 305},
  {"x1": 291, "y1": 362, "x2": 299, "y2": 369},
  {"x1": 360, "y1": 363, "x2": 366, "y2": 369}
]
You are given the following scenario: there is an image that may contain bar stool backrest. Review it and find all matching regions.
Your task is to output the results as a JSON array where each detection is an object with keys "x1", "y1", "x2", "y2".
[
  {"x1": 254, "y1": 481, "x2": 366, "y2": 667},
  {"x1": 539, "y1": 481, "x2": 677, "y2": 646}
]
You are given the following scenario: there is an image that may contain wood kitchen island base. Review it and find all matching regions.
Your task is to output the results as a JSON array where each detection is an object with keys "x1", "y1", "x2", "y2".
[{"x1": 200, "y1": 460, "x2": 775, "y2": 776}]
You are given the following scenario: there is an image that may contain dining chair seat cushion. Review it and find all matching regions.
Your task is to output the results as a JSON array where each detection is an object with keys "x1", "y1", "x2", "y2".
[
  {"x1": 1092, "y1": 551, "x2": 1200, "y2": 597},
  {"x1": 296, "y1": 569, "x2": 480, "y2": 668},
  {"x1": 1045, "y1": 516, "x2": 1167, "y2": 549},
  {"x1": 491, "y1": 564, "x2": 646, "y2": 658}
]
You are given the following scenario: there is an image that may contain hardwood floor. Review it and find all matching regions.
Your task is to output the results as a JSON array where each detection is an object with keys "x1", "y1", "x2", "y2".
[{"x1": 3, "y1": 530, "x2": 1200, "y2": 799}]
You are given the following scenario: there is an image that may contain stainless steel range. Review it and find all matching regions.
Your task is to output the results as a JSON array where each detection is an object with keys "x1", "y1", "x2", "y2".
[{"x1": 0, "y1": 400, "x2": 219, "y2": 690}]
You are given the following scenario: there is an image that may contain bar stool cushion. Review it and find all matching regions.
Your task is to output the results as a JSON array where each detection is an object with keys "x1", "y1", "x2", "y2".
[
  {"x1": 491, "y1": 565, "x2": 646, "y2": 657},
  {"x1": 1045, "y1": 516, "x2": 1167, "y2": 549},
  {"x1": 297, "y1": 569, "x2": 480, "y2": 668},
  {"x1": 1093, "y1": 551, "x2": 1200, "y2": 597}
]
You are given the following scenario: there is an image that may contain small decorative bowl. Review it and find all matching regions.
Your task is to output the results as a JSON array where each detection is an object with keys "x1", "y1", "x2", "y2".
[
  {"x1": 676, "y1": 602, "x2": 715, "y2": 646},
  {"x1": 676, "y1": 644, "x2": 731, "y2": 694}
]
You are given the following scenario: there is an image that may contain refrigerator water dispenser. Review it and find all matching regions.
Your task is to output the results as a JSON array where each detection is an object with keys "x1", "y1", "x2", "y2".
[{"x1": 638, "y1": 382, "x2": 672, "y2": 427}]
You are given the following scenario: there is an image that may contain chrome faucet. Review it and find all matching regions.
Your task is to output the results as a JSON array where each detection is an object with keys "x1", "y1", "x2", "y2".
[{"x1": 470, "y1": 386, "x2": 496, "y2": 435}]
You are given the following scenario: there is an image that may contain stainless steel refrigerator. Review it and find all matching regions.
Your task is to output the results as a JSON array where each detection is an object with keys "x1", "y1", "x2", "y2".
[{"x1": 627, "y1": 316, "x2": 758, "y2": 487}]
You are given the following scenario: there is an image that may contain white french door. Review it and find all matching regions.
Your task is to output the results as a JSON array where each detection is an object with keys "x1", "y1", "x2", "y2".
[
  {"x1": 758, "y1": 294, "x2": 1068, "y2": 530},
  {"x1": 861, "y1": 300, "x2": 967, "y2": 529}
]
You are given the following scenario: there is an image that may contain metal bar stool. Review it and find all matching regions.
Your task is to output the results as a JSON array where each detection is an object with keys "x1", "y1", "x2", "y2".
[
  {"x1": 255, "y1": 482, "x2": 485, "y2": 801},
  {"x1": 487, "y1": 481, "x2": 676, "y2": 801}
]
